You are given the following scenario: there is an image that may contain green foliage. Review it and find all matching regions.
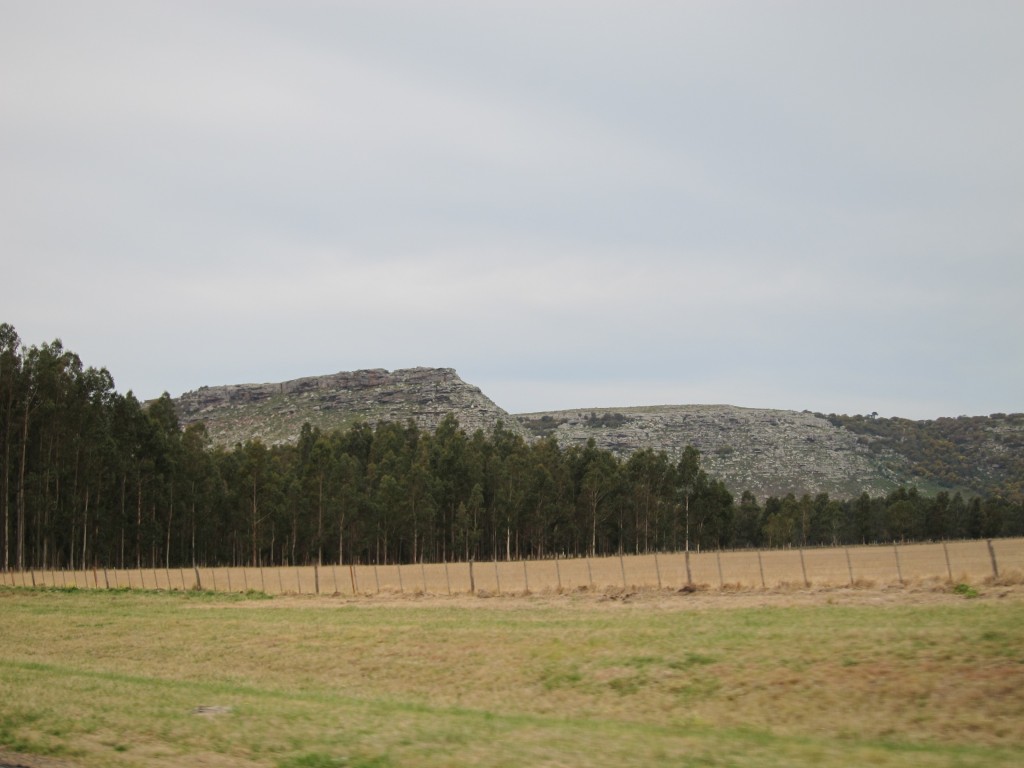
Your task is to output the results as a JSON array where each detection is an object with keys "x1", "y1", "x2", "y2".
[
  {"x1": 953, "y1": 583, "x2": 980, "y2": 599},
  {"x1": 827, "y1": 412, "x2": 1024, "y2": 501},
  {"x1": 2, "y1": 322, "x2": 1022, "y2": 574}
]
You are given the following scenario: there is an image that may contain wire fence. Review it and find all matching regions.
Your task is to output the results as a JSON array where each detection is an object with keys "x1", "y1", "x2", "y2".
[{"x1": 3, "y1": 538, "x2": 1021, "y2": 596}]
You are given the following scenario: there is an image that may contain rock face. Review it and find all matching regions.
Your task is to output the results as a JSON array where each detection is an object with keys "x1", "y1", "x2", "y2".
[
  {"x1": 174, "y1": 367, "x2": 523, "y2": 446},
  {"x1": 517, "y1": 405, "x2": 910, "y2": 499}
]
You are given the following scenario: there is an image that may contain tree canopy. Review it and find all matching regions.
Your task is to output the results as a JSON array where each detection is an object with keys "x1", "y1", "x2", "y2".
[{"x1": 2, "y1": 323, "x2": 1021, "y2": 571}]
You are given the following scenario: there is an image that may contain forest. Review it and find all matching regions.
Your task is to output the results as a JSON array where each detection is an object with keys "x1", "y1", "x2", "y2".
[{"x1": 2, "y1": 322, "x2": 1022, "y2": 572}]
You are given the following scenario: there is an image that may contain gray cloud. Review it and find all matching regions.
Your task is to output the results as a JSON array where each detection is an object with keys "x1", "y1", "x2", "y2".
[{"x1": 2, "y1": 1, "x2": 1022, "y2": 420}]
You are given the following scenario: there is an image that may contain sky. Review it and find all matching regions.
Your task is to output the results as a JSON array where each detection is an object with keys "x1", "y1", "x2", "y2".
[{"x1": 2, "y1": 1, "x2": 1023, "y2": 420}]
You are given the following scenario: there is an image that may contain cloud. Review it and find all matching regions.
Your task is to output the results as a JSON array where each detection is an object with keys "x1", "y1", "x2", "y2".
[{"x1": 2, "y1": 1, "x2": 1022, "y2": 420}]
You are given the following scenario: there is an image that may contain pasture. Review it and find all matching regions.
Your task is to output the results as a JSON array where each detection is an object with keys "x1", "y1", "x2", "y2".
[{"x1": 1, "y1": 583, "x2": 1023, "y2": 767}]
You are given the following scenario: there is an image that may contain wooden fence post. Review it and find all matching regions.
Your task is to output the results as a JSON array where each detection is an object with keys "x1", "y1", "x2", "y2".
[
  {"x1": 468, "y1": 560, "x2": 476, "y2": 594},
  {"x1": 493, "y1": 560, "x2": 500, "y2": 595},
  {"x1": 619, "y1": 552, "x2": 627, "y2": 589},
  {"x1": 653, "y1": 550, "x2": 662, "y2": 590},
  {"x1": 444, "y1": 561, "x2": 451, "y2": 596},
  {"x1": 757, "y1": 550, "x2": 765, "y2": 589},
  {"x1": 397, "y1": 563, "x2": 404, "y2": 594},
  {"x1": 523, "y1": 560, "x2": 529, "y2": 593},
  {"x1": 685, "y1": 550, "x2": 692, "y2": 586},
  {"x1": 987, "y1": 539, "x2": 1000, "y2": 579},
  {"x1": 555, "y1": 555, "x2": 562, "y2": 591},
  {"x1": 893, "y1": 543, "x2": 903, "y2": 586},
  {"x1": 799, "y1": 548, "x2": 809, "y2": 588},
  {"x1": 716, "y1": 551, "x2": 724, "y2": 589},
  {"x1": 844, "y1": 547, "x2": 854, "y2": 586}
]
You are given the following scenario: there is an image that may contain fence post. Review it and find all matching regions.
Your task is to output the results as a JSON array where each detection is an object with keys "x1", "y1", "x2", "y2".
[
  {"x1": 555, "y1": 555, "x2": 562, "y2": 591},
  {"x1": 716, "y1": 551, "x2": 724, "y2": 589},
  {"x1": 893, "y1": 543, "x2": 903, "y2": 586},
  {"x1": 493, "y1": 560, "x2": 500, "y2": 595},
  {"x1": 799, "y1": 549, "x2": 809, "y2": 588},
  {"x1": 468, "y1": 560, "x2": 475, "y2": 594},
  {"x1": 523, "y1": 560, "x2": 529, "y2": 593},
  {"x1": 987, "y1": 539, "x2": 1000, "y2": 579},
  {"x1": 619, "y1": 552, "x2": 627, "y2": 589},
  {"x1": 844, "y1": 547, "x2": 854, "y2": 586},
  {"x1": 685, "y1": 550, "x2": 692, "y2": 586},
  {"x1": 586, "y1": 557, "x2": 594, "y2": 589},
  {"x1": 420, "y1": 562, "x2": 427, "y2": 594},
  {"x1": 653, "y1": 550, "x2": 662, "y2": 590},
  {"x1": 333, "y1": 565, "x2": 340, "y2": 595},
  {"x1": 757, "y1": 550, "x2": 765, "y2": 589},
  {"x1": 397, "y1": 563, "x2": 404, "y2": 594},
  {"x1": 942, "y1": 542, "x2": 952, "y2": 582},
  {"x1": 444, "y1": 561, "x2": 451, "y2": 595},
  {"x1": 226, "y1": 569, "x2": 232, "y2": 593}
]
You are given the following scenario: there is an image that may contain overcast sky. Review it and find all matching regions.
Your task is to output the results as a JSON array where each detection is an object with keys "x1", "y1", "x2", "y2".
[{"x1": 2, "y1": 1, "x2": 1022, "y2": 420}]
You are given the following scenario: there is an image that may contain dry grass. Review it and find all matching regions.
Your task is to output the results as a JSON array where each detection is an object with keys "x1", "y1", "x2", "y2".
[
  {"x1": 2, "y1": 584, "x2": 1024, "y2": 767},
  {"x1": 7, "y1": 538, "x2": 1021, "y2": 597}
]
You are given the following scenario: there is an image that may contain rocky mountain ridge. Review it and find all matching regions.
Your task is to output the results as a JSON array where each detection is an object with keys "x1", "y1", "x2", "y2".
[
  {"x1": 172, "y1": 368, "x2": 1023, "y2": 501},
  {"x1": 174, "y1": 367, "x2": 524, "y2": 446}
]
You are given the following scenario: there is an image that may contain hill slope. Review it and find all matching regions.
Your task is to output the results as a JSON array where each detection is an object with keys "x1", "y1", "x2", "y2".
[{"x1": 516, "y1": 405, "x2": 910, "y2": 499}]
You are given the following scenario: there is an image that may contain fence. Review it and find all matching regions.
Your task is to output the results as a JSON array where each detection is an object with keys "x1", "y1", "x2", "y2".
[{"x1": 2, "y1": 538, "x2": 1021, "y2": 596}]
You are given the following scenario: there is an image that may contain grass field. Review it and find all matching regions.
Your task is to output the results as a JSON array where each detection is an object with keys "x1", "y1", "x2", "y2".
[{"x1": 2, "y1": 584, "x2": 1024, "y2": 767}]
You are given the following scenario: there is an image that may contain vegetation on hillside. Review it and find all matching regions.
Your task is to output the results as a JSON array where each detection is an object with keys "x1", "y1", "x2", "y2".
[
  {"x1": 2, "y1": 323, "x2": 1022, "y2": 572},
  {"x1": 825, "y1": 412, "x2": 1024, "y2": 500}
]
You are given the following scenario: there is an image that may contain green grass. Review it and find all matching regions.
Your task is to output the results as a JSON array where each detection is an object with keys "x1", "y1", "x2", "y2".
[{"x1": 1, "y1": 586, "x2": 1023, "y2": 767}]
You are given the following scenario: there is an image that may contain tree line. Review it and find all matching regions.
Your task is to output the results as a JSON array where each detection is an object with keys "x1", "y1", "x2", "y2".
[{"x1": 2, "y1": 323, "x2": 1022, "y2": 572}]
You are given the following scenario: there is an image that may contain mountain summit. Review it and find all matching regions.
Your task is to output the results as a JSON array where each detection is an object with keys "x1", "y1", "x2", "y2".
[{"x1": 174, "y1": 367, "x2": 523, "y2": 446}]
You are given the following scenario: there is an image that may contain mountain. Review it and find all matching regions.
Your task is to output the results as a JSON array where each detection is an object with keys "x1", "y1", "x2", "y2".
[
  {"x1": 172, "y1": 368, "x2": 1023, "y2": 501},
  {"x1": 173, "y1": 367, "x2": 525, "y2": 446}
]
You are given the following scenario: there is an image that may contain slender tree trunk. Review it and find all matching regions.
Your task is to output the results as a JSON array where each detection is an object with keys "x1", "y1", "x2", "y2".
[
  {"x1": 135, "y1": 473, "x2": 142, "y2": 569},
  {"x1": 165, "y1": 483, "x2": 174, "y2": 570},
  {"x1": 17, "y1": 401, "x2": 30, "y2": 570},
  {"x1": 81, "y1": 487, "x2": 89, "y2": 568}
]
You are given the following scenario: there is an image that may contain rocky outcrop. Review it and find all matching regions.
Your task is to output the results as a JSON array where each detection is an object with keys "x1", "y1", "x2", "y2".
[
  {"x1": 174, "y1": 367, "x2": 523, "y2": 446},
  {"x1": 516, "y1": 405, "x2": 912, "y2": 499}
]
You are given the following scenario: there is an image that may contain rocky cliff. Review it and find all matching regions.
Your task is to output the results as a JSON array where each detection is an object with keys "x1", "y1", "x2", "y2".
[{"x1": 174, "y1": 367, "x2": 524, "y2": 446}]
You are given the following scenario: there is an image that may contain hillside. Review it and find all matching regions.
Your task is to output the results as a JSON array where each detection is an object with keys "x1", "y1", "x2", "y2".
[
  {"x1": 516, "y1": 405, "x2": 911, "y2": 499},
  {"x1": 174, "y1": 367, "x2": 525, "y2": 446},
  {"x1": 171, "y1": 368, "x2": 1023, "y2": 501}
]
